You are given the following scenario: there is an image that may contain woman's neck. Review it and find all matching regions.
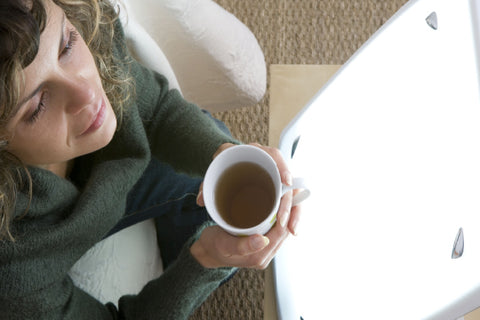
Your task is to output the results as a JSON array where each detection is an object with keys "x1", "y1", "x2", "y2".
[{"x1": 42, "y1": 160, "x2": 75, "y2": 178}]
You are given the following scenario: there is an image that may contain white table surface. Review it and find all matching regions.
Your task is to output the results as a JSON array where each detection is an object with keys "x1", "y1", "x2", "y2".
[{"x1": 273, "y1": 0, "x2": 480, "y2": 318}]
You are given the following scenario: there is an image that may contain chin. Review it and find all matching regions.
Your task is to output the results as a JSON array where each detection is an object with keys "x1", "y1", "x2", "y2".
[{"x1": 101, "y1": 110, "x2": 118, "y2": 147}]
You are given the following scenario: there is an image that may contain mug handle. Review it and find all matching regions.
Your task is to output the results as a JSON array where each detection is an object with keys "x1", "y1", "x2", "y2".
[{"x1": 282, "y1": 177, "x2": 311, "y2": 206}]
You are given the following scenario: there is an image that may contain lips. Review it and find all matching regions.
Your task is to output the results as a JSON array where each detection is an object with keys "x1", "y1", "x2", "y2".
[{"x1": 80, "y1": 99, "x2": 106, "y2": 136}]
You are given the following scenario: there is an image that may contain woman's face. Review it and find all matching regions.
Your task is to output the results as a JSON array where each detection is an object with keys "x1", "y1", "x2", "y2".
[{"x1": 6, "y1": 1, "x2": 117, "y2": 174}]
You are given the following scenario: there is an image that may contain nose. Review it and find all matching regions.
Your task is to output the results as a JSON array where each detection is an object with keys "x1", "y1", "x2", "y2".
[{"x1": 61, "y1": 74, "x2": 96, "y2": 115}]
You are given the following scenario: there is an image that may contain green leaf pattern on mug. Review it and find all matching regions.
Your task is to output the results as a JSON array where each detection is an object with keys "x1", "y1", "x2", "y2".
[{"x1": 270, "y1": 213, "x2": 277, "y2": 225}]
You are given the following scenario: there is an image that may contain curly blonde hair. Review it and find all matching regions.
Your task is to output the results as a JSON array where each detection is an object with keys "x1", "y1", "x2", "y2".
[{"x1": 0, "y1": 0, "x2": 133, "y2": 241}]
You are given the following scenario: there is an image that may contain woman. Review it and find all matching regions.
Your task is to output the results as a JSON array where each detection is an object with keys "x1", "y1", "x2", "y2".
[{"x1": 0, "y1": 0, "x2": 301, "y2": 319}]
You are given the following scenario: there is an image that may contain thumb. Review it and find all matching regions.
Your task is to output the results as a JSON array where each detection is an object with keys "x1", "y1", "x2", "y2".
[
  {"x1": 245, "y1": 234, "x2": 270, "y2": 254},
  {"x1": 218, "y1": 233, "x2": 270, "y2": 257}
]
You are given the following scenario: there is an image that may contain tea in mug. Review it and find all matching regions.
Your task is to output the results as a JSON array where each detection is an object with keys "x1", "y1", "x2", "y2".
[{"x1": 215, "y1": 162, "x2": 276, "y2": 228}]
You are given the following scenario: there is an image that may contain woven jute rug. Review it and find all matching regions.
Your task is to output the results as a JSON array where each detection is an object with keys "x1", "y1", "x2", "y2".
[{"x1": 191, "y1": 0, "x2": 409, "y2": 319}]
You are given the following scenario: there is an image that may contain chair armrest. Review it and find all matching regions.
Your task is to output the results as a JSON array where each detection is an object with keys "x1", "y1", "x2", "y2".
[{"x1": 122, "y1": 0, "x2": 267, "y2": 112}]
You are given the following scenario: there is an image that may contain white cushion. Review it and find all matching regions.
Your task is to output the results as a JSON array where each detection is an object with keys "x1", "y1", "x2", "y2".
[
  {"x1": 69, "y1": 219, "x2": 163, "y2": 306},
  {"x1": 121, "y1": 0, "x2": 266, "y2": 112}
]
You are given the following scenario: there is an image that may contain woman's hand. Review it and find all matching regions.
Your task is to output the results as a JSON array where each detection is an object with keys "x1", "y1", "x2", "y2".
[{"x1": 191, "y1": 142, "x2": 302, "y2": 269}]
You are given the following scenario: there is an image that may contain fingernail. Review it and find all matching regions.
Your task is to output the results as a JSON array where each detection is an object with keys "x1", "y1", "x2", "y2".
[
  {"x1": 196, "y1": 190, "x2": 202, "y2": 204},
  {"x1": 291, "y1": 220, "x2": 299, "y2": 236},
  {"x1": 280, "y1": 210, "x2": 289, "y2": 228},
  {"x1": 252, "y1": 236, "x2": 269, "y2": 250},
  {"x1": 285, "y1": 172, "x2": 293, "y2": 186}
]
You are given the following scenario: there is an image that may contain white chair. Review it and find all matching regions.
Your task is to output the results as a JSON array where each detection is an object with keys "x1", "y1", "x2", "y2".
[
  {"x1": 119, "y1": 0, "x2": 266, "y2": 113},
  {"x1": 69, "y1": 0, "x2": 266, "y2": 306}
]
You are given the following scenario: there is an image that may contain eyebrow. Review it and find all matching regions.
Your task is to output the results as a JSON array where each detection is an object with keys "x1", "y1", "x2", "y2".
[{"x1": 12, "y1": 13, "x2": 66, "y2": 117}]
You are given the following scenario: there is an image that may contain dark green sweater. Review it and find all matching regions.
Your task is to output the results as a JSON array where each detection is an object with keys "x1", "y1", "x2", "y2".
[{"x1": 0, "y1": 21, "x2": 238, "y2": 320}]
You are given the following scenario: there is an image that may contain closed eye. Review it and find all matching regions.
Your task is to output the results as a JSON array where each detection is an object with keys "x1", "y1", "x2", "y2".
[
  {"x1": 61, "y1": 29, "x2": 78, "y2": 57},
  {"x1": 25, "y1": 28, "x2": 79, "y2": 124},
  {"x1": 26, "y1": 92, "x2": 47, "y2": 124}
]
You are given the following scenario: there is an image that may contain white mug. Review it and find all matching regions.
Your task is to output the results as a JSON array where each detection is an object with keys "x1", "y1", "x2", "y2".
[{"x1": 203, "y1": 145, "x2": 310, "y2": 236}]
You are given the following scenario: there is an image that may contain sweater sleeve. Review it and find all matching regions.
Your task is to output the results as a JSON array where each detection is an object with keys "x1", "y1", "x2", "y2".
[
  {"x1": 1, "y1": 223, "x2": 236, "y2": 320},
  {"x1": 117, "y1": 222, "x2": 236, "y2": 319},
  {"x1": 132, "y1": 60, "x2": 240, "y2": 176}
]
